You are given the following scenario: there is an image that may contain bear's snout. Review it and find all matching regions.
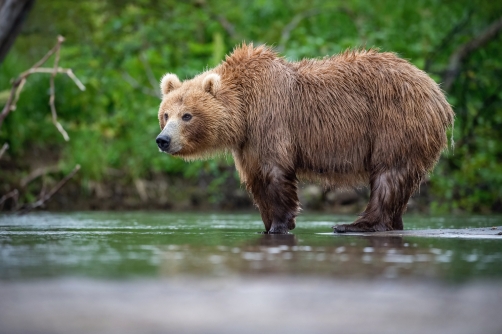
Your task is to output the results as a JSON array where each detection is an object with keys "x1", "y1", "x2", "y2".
[{"x1": 156, "y1": 135, "x2": 171, "y2": 152}]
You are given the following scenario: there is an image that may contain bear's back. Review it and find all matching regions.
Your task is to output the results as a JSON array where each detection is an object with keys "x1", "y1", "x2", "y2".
[{"x1": 286, "y1": 50, "x2": 452, "y2": 178}]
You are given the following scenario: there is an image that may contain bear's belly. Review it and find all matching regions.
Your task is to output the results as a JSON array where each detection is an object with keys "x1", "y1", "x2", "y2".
[{"x1": 296, "y1": 168, "x2": 369, "y2": 187}]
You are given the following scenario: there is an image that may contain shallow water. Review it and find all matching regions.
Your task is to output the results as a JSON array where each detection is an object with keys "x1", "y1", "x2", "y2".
[
  {"x1": 1, "y1": 212, "x2": 502, "y2": 334},
  {"x1": 1, "y1": 212, "x2": 501, "y2": 282}
]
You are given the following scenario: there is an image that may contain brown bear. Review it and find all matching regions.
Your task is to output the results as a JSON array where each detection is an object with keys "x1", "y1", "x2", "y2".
[{"x1": 156, "y1": 44, "x2": 454, "y2": 234}]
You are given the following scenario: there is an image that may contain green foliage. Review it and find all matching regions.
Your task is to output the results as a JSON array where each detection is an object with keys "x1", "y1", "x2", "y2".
[{"x1": 1, "y1": 0, "x2": 501, "y2": 211}]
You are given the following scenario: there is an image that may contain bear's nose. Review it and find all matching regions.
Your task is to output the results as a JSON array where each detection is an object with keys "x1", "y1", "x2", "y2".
[{"x1": 156, "y1": 135, "x2": 171, "y2": 151}]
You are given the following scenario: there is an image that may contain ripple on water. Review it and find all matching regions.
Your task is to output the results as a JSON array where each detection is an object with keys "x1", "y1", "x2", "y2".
[{"x1": 0, "y1": 212, "x2": 501, "y2": 282}]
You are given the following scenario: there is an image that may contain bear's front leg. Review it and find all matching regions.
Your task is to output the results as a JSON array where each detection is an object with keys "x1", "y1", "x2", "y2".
[{"x1": 248, "y1": 166, "x2": 300, "y2": 234}]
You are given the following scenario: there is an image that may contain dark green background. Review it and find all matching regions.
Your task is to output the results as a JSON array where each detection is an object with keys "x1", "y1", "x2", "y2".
[{"x1": 1, "y1": 0, "x2": 501, "y2": 212}]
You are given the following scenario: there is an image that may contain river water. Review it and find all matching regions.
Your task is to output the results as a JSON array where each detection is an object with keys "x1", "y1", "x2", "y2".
[{"x1": 1, "y1": 212, "x2": 502, "y2": 333}]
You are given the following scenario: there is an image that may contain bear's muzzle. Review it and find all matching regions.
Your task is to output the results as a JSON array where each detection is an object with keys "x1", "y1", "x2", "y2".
[{"x1": 156, "y1": 135, "x2": 171, "y2": 152}]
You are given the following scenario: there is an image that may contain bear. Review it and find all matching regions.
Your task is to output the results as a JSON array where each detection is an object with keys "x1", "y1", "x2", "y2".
[{"x1": 156, "y1": 44, "x2": 454, "y2": 234}]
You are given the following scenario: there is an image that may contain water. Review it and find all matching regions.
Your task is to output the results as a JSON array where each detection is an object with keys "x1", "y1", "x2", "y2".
[
  {"x1": 1, "y1": 212, "x2": 501, "y2": 281},
  {"x1": 1, "y1": 212, "x2": 502, "y2": 334}
]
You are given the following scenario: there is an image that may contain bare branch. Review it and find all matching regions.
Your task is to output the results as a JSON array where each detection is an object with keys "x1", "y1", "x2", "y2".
[
  {"x1": 214, "y1": 14, "x2": 237, "y2": 40},
  {"x1": 196, "y1": 2, "x2": 238, "y2": 40},
  {"x1": 121, "y1": 71, "x2": 159, "y2": 97},
  {"x1": 20, "y1": 165, "x2": 61, "y2": 187},
  {"x1": 0, "y1": 36, "x2": 85, "y2": 134},
  {"x1": 18, "y1": 164, "x2": 80, "y2": 215},
  {"x1": 338, "y1": 7, "x2": 366, "y2": 43},
  {"x1": 10, "y1": 77, "x2": 27, "y2": 111},
  {"x1": 443, "y1": 16, "x2": 502, "y2": 91},
  {"x1": 278, "y1": 9, "x2": 323, "y2": 53},
  {"x1": 49, "y1": 36, "x2": 70, "y2": 141},
  {"x1": 0, "y1": 142, "x2": 8, "y2": 160},
  {"x1": 424, "y1": 10, "x2": 472, "y2": 73},
  {"x1": 139, "y1": 52, "x2": 161, "y2": 98},
  {"x1": 20, "y1": 67, "x2": 85, "y2": 90},
  {"x1": 65, "y1": 69, "x2": 86, "y2": 91},
  {"x1": 0, "y1": 79, "x2": 22, "y2": 126},
  {"x1": 0, "y1": 189, "x2": 18, "y2": 210},
  {"x1": 32, "y1": 35, "x2": 65, "y2": 69}
]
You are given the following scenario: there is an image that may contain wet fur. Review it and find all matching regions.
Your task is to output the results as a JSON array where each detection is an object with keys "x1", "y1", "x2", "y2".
[{"x1": 158, "y1": 44, "x2": 454, "y2": 233}]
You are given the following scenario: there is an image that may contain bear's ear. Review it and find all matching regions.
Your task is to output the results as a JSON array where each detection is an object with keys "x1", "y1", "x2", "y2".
[
  {"x1": 202, "y1": 73, "x2": 221, "y2": 96},
  {"x1": 160, "y1": 73, "x2": 181, "y2": 96}
]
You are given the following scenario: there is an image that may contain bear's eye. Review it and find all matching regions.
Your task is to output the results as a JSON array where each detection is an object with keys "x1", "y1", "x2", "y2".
[
  {"x1": 164, "y1": 113, "x2": 168, "y2": 121},
  {"x1": 182, "y1": 113, "x2": 192, "y2": 121}
]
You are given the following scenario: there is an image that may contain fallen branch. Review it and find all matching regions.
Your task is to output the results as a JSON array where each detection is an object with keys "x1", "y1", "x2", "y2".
[
  {"x1": 0, "y1": 36, "x2": 86, "y2": 139},
  {"x1": 443, "y1": 16, "x2": 502, "y2": 91},
  {"x1": 18, "y1": 164, "x2": 80, "y2": 215},
  {"x1": 0, "y1": 142, "x2": 8, "y2": 160},
  {"x1": 0, "y1": 189, "x2": 18, "y2": 210},
  {"x1": 20, "y1": 165, "x2": 61, "y2": 187}
]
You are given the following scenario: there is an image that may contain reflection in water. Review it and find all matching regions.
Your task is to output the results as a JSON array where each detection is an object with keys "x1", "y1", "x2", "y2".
[
  {"x1": 257, "y1": 233, "x2": 298, "y2": 247},
  {"x1": 0, "y1": 212, "x2": 501, "y2": 282},
  {"x1": 158, "y1": 233, "x2": 501, "y2": 281},
  {"x1": 1, "y1": 213, "x2": 502, "y2": 334},
  {"x1": 366, "y1": 236, "x2": 404, "y2": 249}
]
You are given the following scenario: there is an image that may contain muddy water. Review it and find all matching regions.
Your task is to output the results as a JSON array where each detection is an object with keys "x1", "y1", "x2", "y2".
[{"x1": 1, "y1": 212, "x2": 502, "y2": 334}]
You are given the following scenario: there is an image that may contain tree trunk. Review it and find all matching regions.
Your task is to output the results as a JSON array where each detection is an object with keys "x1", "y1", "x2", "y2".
[{"x1": 0, "y1": 0, "x2": 35, "y2": 64}]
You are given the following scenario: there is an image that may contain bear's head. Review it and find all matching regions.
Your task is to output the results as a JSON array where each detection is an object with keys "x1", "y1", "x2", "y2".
[{"x1": 156, "y1": 72, "x2": 238, "y2": 159}]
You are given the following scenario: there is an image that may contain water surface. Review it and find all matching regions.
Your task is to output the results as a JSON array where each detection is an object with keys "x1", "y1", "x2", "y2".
[{"x1": 1, "y1": 212, "x2": 501, "y2": 282}]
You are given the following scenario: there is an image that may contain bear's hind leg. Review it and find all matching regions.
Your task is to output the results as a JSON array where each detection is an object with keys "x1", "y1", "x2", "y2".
[
  {"x1": 392, "y1": 216, "x2": 404, "y2": 230},
  {"x1": 333, "y1": 168, "x2": 418, "y2": 233}
]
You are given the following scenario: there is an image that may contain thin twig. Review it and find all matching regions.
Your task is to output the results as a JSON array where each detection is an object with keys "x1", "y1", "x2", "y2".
[
  {"x1": 0, "y1": 143, "x2": 8, "y2": 160},
  {"x1": 424, "y1": 10, "x2": 472, "y2": 73},
  {"x1": 215, "y1": 14, "x2": 237, "y2": 39},
  {"x1": 196, "y1": 2, "x2": 238, "y2": 40},
  {"x1": 20, "y1": 165, "x2": 61, "y2": 187},
  {"x1": 10, "y1": 77, "x2": 27, "y2": 111},
  {"x1": 49, "y1": 36, "x2": 69, "y2": 141},
  {"x1": 18, "y1": 164, "x2": 80, "y2": 215},
  {"x1": 443, "y1": 16, "x2": 502, "y2": 91},
  {"x1": 38, "y1": 177, "x2": 48, "y2": 202},
  {"x1": 65, "y1": 69, "x2": 86, "y2": 91},
  {"x1": 0, "y1": 189, "x2": 19, "y2": 210},
  {"x1": 121, "y1": 71, "x2": 159, "y2": 97},
  {"x1": 20, "y1": 68, "x2": 85, "y2": 90},
  {"x1": 0, "y1": 36, "x2": 85, "y2": 135},
  {"x1": 31, "y1": 35, "x2": 65, "y2": 69},
  {"x1": 0, "y1": 35, "x2": 66, "y2": 121},
  {"x1": 1, "y1": 79, "x2": 22, "y2": 125},
  {"x1": 277, "y1": 6, "x2": 359, "y2": 53},
  {"x1": 139, "y1": 52, "x2": 161, "y2": 97},
  {"x1": 278, "y1": 9, "x2": 323, "y2": 52}
]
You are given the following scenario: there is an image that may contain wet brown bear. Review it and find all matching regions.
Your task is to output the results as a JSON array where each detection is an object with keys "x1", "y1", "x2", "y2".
[{"x1": 156, "y1": 44, "x2": 454, "y2": 234}]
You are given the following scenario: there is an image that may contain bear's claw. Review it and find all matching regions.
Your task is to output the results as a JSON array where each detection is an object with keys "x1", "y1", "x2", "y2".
[
  {"x1": 332, "y1": 223, "x2": 376, "y2": 233},
  {"x1": 333, "y1": 222, "x2": 394, "y2": 233},
  {"x1": 266, "y1": 225, "x2": 291, "y2": 234},
  {"x1": 332, "y1": 224, "x2": 347, "y2": 233}
]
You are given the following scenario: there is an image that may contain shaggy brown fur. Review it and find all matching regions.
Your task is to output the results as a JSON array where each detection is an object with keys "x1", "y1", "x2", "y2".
[{"x1": 156, "y1": 44, "x2": 454, "y2": 234}]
